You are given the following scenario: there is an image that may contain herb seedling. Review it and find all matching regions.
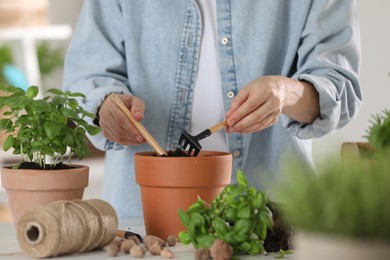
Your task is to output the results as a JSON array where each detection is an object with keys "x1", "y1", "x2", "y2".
[
  {"x1": 0, "y1": 85, "x2": 100, "y2": 169},
  {"x1": 365, "y1": 109, "x2": 390, "y2": 152},
  {"x1": 178, "y1": 170, "x2": 273, "y2": 256}
]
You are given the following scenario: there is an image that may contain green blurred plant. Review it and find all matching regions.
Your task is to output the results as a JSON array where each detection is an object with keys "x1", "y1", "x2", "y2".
[
  {"x1": 0, "y1": 42, "x2": 63, "y2": 86},
  {"x1": 277, "y1": 154, "x2": 390, "y2": 241},
  {"x1": 178, "y1": 170, "x2": 273, "y2": 255},
  {"x1": 365, "y1": 109, "x2": 390, "y2": 152},
  {"x1": 0, "y1": 45, "x2": 13, "y2": 85},
  {"x1": 0, "y1": 85, "x2": 100, "y2": 169},
  {"x1": 37, "y1": 41, "x2": 64, "y2": 77}
]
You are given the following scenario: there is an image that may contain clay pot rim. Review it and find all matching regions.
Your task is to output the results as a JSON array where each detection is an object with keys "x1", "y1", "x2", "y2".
[
  {"x1": 1, "y1": 164, "x2": 88, "y2": 171},
  {"x1": 135, "y1": 150, "x2": 232, "y2": 159},
  {"x1": 1, "y1": 164, "x2": 89, "y2": 190}
]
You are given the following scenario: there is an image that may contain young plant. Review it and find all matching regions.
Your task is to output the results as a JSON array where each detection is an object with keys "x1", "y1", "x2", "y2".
[
  {"x1": 365, "y1": 109, "x2": 390, "y2": 152},
  {"x1": 277, "y1": 154, "x2": 390, "y2": 241},
  {"x1": 0, "y1": 85, "x2": 100, "y2": 169},
  {"x1": 178, "y1": 170, "x2": 273, "y2": 255}
]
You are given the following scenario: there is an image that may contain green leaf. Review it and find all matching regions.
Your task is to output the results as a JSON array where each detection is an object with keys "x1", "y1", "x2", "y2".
[
  {"x1": 68, "y1": 92, "x2": 86, "y2": 98},
  {"x1": 178, "y1": 209, "x2": 190, "y2": 227},
  {"x1": 237, "y1": 204, "x2": 251, "y2": 219},
  {"x1": 85, "y1": 125, "x2": 101, "y2": 136},
  {"x1": 2, "y1": 134, "x2": 14, "y2": 151},
  {"x1": 32, "y1": 100, "x2": 52, "y2": 113},
  {"x1": 178, "y1": 231, "x2": 191, "y2": 245},
  {"x1": 67, "y1": 99, "x2": 79, "y2": 110},
  {"x1": 3, "y1": 95, "x2": 29, "y2": 109},
  {"x1": 236, "y1": 170, "x2": 248, "y2": 187},
  {"x1": 63, "y1": 134, "x2": 74, "y2": 147},
  {"x1": 0, "y1": 118, "x2": 12, "y2": 130},
  {"x1": 44, "y1": 121, "x2": 63, "y2": 139},
  {"x1": 46, "y1": 88, "x2": 63, "y2": 96},
  {"x1": 213, "y1": 217, "x2": 228, "y2": 235},
  {"x1": 196, "y1": 234, "x2": 217, "y2": 249},
  {"x1": 26, "y1": 86, "x2": 39, "y2": 98}
]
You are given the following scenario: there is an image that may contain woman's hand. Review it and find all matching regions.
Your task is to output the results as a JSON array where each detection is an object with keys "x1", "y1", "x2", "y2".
[
  {"x1": 225, "y1": 76, "x2": 319, "y2": 134},
  {"x1": 98, "y1": 94, "x2": 147, "y2": 145}
]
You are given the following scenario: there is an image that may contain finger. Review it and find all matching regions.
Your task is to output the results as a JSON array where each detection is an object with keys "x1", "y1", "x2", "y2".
[
  {"x1": 99, "y1": 96, "x2": 146, "y2": 144},
  {"x1": 228, "y1": 111, "x2": 279, "y2": 134},
  {"x1": 228, "y1": 100, "x2": 280, "y2": 132},
  {"x1": 228, "y1": 88, "x2": 269, "y2": 128},
  {"x1": 125, "y1": 96, "x2": 145, "y2": 121},
  {"x1": 226, "y1": 87, "x2": 250, "y2": 118}
]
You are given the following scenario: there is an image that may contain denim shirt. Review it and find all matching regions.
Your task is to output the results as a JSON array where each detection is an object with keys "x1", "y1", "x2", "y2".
[{"x1": 63, "y1": 0, "x2": 362, "y2": 218}]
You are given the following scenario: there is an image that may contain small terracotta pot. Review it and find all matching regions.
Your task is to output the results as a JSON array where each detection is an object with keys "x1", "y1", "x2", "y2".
[
  {"x1": 135, "y1": 151, "x2": 232, "y2": 239},
  {"x1": 1, "y1": 165, "x2": 89, "y2": 223}
]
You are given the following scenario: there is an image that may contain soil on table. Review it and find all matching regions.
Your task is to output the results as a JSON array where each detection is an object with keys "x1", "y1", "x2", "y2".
[
  {"x1": 17, "y1": 162, "x2": 74, "y2": 170},
  {"x1": 264, "y1": 202, "x2": 294, "y2": 253}
]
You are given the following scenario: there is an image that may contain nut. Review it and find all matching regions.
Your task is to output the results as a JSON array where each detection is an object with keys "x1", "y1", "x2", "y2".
[
  {"x1": 120, "y1": 239, "x2": 137, "y2": 254},
  {"x1": 166, "y1": 235, "x2": 178, "y2": 247},
  {"x1": 195, "y1": 248, "x2": 211, "y2": 260},
  {"x1": 104, "y1": 241, "x2": 120, "y2": 257},
  {"x1": 127, "y1": 235, "x2": 141, "y2": 245},
  {"x1": 143, "y1": 235, "x2": 163, "y2": 249},
  {"x1": 210, "y1": 239, "x2": 233, "y2": 260},
  {"x1": 148, "y1": 241, "x2": 163, "y2": 255},
  {"x1": 130, "y1": 245, "x2": 146, "y2": 258},
  {"x1": 160, "y1": 248, "x2": 174, "y2": 258}
]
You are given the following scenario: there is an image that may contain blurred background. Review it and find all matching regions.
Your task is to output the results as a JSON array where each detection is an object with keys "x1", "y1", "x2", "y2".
[{"x1": 0, "y1": 1, "x2": 389, "y2": 222}]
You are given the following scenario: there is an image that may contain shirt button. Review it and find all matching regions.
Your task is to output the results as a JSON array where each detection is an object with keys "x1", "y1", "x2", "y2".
[
  {"x1": 221, "y1": 37, "x2": 229, "y2": 45},
  {"x1": 227, "y1": 91, "x2": 235, "y2": 99},
  {"x1": 233, "y1": 150, "x2": 241, "y2": 157}
]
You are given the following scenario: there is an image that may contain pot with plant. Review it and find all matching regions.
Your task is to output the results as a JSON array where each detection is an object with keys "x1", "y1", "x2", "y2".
[
  {"x1": 177, "y1": 170, "x2": 294, "y2": 258},
  {"x1": 277, "y1": 151, "x2": 390, "y2": 260},
  {"x1": 342, "y1": 109, "x2": 390, "y2": 158},
  {"x1": 0, "y1": 85, "x2": 100, "y2": 223}
]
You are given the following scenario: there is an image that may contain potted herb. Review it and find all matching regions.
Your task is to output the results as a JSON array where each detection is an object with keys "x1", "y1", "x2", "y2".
[
  {"x1": 177, "y1": 170, "x2": 293, "y2": 258},
  {"x1": 0, "y1": 85, "x2": 100, "y2": 222},
  {"x1": 277, "y1": 153, "x2": 390, "y2": 260},
  {"x1": 342, "y1": 109, "x2": 390, "y2": 158}
]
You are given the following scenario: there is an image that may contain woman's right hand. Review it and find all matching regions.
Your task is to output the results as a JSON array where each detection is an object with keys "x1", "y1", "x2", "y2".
[{"x1": 98, "y1": 94, "x2": 146, "y2": 145}]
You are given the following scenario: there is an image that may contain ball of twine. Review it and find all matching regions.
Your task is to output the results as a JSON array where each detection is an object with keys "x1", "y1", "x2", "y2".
[{"x1": 16, "y1": 199, "x2": 118, "y2": 258}]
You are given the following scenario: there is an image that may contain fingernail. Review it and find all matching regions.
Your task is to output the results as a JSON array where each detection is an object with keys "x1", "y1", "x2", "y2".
[{"x1": 134, "y1": 111, "x2": 143, "y2": 120}]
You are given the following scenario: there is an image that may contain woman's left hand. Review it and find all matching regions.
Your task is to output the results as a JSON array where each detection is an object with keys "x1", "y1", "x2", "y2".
[{"x1": 225, "y1": 76, "x2": 319, "y2": 134}]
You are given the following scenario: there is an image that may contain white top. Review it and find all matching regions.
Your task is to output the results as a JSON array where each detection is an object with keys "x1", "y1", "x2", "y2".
[{"x1": 189, "y1": 0, "x2": 229, "y2": 152}]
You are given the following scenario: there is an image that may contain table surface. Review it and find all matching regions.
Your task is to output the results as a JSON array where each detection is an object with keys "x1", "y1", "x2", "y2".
[{"x1": 0, "y1": 219, "x2": 293, "y2": 259}]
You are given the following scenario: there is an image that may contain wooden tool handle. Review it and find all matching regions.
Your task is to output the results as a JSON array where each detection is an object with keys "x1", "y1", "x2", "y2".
[
  {"x1": 209, "y1": 120, "x2": 228, "y2": 134},
  {"x1": 110, "y1": 94, "x2": 167, "y2": 156}
]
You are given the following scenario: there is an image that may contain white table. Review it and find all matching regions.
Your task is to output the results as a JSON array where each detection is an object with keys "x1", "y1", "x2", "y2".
[{"x1": 0, "y1": 219, "x2": 289, "y2": 259}]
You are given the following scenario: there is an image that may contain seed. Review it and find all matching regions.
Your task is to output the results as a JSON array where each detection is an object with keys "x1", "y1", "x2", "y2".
[
  {"x1": 160, "y1": 248, "x2": 174, "y2": 258},
  {"x1": 148, "y1": 241, "x2": 163, "y2": 255},
  {"x1": 127, "y1": 235, "x2": 141, "y2": 245},
  {"x1": 166, "y1": 235, "x2": 178, "y2": 247},
  {"x1": 143, "y1": 235, "x2": 163, "y2": 249},
  {"x1": 120, "y1": 239, "x2": 136, "y2": 254},
  {"x1": 130, "y1": 245, "x2": 146, "y2": 258},
  {"x1": 195, "y1": 248, "x2": 211, "y2": 260},
  {"x1": 104, "y1": 241, "x2": 120, "y2": 257},
  {"x1": 210, "y1": 239, "x2": 233, "y2": 260}
]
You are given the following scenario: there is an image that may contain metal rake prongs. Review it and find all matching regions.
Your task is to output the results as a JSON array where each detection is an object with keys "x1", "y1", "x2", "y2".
[
  {"x1": 178, "y1": 120, "x2": 227, "y2": 157},
  {"x1": 178, "y1": 131, "x2": 206, "y2": 157}
]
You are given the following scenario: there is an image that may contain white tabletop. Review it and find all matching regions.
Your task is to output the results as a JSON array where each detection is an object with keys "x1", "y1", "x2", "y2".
[{"x1": 0, "y1": 219, "x2": 290, "y2": 259}]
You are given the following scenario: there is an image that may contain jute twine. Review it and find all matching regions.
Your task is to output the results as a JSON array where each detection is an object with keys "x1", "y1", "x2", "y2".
[{"x1": 16, "y1": 199, "x2": 118, "y2": 258}]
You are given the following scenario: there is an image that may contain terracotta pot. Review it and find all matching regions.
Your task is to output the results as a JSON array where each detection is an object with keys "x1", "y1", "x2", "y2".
[
  {"x1": 1, "y1": 164, "x2": 89, "y2": 223},
  {"x1": 135, "y1": 151, "x2": 232, "y2": 239},
  {"x1": 295, "y1": 232, "x2": 390, "y2": 260}
]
